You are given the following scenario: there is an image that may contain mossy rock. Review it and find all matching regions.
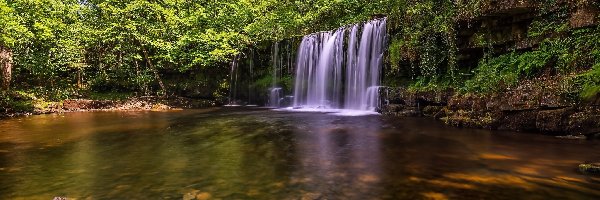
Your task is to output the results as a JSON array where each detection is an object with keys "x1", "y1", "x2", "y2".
[
  {"x1": 579, "y1": 163, "x2": 600, "y2": 175},
  {"x1": 151, "y1": 103, "x2": 171, "y2": 111}
]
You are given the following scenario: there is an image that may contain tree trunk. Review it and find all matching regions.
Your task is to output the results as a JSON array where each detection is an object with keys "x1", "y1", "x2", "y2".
[
  {"x1": 141, "y1": 46, "x2": 166, "y2": 97},
  {"x1": 77, "y1": 69, "x2": 82, "y2": 88},
  {"x1": 0, "y1": 45, "x2": 13, "y2": 91}
]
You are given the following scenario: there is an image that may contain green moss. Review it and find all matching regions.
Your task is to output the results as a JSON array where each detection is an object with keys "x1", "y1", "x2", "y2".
[
  {"x1": 0, "y1": 91, "x2": 35, "y2": 113},
  {"x1": 575, "y1": 64, "x2": 600, "y2": 100},
  {"x1": 461, "y1": 53, "x2": 520, "y2": 93},
  {"x1": 388, "y1": 37, "x2": 403, "y2": 73},
  {"x1": 579, "y1": 163, "x2": 600, "y2": 174},
  {"x1": 407, "y1": 76, "x2": 455, "y2": 92}
]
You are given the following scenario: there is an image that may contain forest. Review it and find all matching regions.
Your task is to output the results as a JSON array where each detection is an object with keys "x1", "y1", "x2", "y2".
[{"x1": 1, "y1": 0, "x2": 599, "y2": 113}]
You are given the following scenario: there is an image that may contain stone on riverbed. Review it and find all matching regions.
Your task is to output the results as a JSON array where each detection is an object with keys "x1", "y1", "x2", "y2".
[
  {"x1": 183, "y1": 190, "x2": 212, "y2": 200},
  {"x1": 196, "y1": 192, "x2": 212, "y2": 200},
  {"x1": 579, "y1": 163, "x2": 600, "y2": 175}
]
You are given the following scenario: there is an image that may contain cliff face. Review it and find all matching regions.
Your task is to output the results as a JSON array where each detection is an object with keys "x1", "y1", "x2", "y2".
[
  {"x1": 383, "y1": 1, "x2": 600, "y2": 137},
  {"x1": 382, "y1": 78, "x2": 600, "y2": 137},
  {"x1": 455, "y1": 0, "x2": 599, "y2": 70}
]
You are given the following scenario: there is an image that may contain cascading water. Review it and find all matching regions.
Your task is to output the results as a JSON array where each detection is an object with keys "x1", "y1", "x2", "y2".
[
  {"x1": 248, "y1": 48, "x2": 256, "y2": 106},
  {"x1": 267, "y1": 40, "x2": 296, "y2": 108},
  {"x1": 227, "y1": 55, "x2": 240, "y2": 106},
  {"x1": 366, "y1": 86, "x2": 387, "y2": 110},
  {"x1": 272, "y1": 42, "x2": 279, "y2": 91},
  {"x1": 269, "y1": 87, "x2": 282, "y2": 107},
  {"x1": 292, "y1": 18, "x2": 387, "y2": 113},
  {"x1": 346, "y1": 18, "x2": 387, "y2": 111},
  {"x1": 293, "y1": 29, "x2": 345, "y2": 109}
]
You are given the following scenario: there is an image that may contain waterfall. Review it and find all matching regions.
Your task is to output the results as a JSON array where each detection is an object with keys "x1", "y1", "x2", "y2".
[
  {"x1": 292, "y1": 29, "x2": 345, "y2": 109},
  {"x1": 248, "y1": 48, "x2": 256, "y2": 106},
  {"x1": 268, "y1": 42, "x2": 283, "y2": 107},
  {"x1": 269, "y1": 87, "x2": 282, "y2": 107},
  {"x1": 292, "y1": 18, "x2": 387, "y2": 112},
  {"x1": 227, "y1": 55, "x2": 240, "y2": 105},
  {"x1": 272, "y1": 42, "x2": 279, "y2": 90}
]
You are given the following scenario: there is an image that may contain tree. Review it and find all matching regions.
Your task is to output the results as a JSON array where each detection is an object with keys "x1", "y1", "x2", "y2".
[
  {"x1": 0, "y1": 46, "x2": 11, "y2": 90},
  {"x1": 0, "y1": 0, "x2": 27, "y2": 90}
]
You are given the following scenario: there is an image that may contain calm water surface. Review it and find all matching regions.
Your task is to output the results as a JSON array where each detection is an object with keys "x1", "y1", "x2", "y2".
[{"x1": 0, "y1": 108, "x2": 599, "y2": 199}]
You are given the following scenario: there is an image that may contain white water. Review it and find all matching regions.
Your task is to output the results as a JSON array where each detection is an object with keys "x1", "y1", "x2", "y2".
[
  {"x1": 291, "y1": 18, "x2": 387, "y2": 114},
  {"x1": 269, "y1": 87, "x2": 283, "y2": 107},
  {"x1": 227, "y1": 55, "x2": 240, "y2": 106}
]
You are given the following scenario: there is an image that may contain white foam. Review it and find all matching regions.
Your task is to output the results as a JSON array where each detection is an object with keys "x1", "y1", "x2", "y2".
[
  {"x1": 273, "y1": 107, "x2": 380, "y2": 116},
  {"x1": 332, "y1": 110, "x2": 380, "y2": 116}
]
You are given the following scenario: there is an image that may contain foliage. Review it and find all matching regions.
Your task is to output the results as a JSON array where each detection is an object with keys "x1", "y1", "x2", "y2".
[
  {"x1": 1, "y1": 0, "x2": 599, "y2": 105},
  {"x1": 0, "y1": 0, "x2": 30, "y2": 47},
  {"x1": 407, "y1": 76, "x2": 455, "y2": 92},
  {"x1": 463, "y1": 53, "x2": 520, "y2": 93},
  {"x1": 577, "y1": 63, "x2": 600, "y2": 99}
]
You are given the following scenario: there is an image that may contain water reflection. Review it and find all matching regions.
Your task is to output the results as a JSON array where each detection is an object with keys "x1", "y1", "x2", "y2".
[
  {"x1": 289, "y1": 115, "x2": 384, "y2": 199},
  {"x1": 0, "y1": 108, "x2": 598, "y2": 199}
]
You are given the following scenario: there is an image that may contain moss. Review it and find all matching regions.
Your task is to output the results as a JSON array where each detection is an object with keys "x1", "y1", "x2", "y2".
[
  {"x1": 0, "y1": 91, "x2": 35, "y2": 113},
  {"x1": 8, "y1": 100, "x2": 35, "y2": 113},
  {"x1": 577, "y1": 64, "x2": 600, "y2": 100},
  {"x1": 579, "y1": 163, "x2": 600, "y2": 175}
]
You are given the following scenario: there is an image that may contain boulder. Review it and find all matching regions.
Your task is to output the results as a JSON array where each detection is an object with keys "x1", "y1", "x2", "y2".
[
  {"x1": 422, "y1": 106, "x2": 443, "y2": 117},
  {"x1": 567, "y1": 107, "x2": 600, "y2": 135},
  {"x1": 535, "y1": 108, "x2": 575, "y2": 133},
  {"x1": 497, "y1": 110, "x2": 538, "y2": 131}
]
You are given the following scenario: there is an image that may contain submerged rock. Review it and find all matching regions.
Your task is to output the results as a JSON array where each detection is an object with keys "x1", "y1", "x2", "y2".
[
  {"x1": 183, "y1": 190, "x2": 199, "y2": 200},
  {"x1": 300, "y1": 192, "x2": 322, "y2": 200},
  {"x1": 579, "y1": 163, "x2": 600, "y2": 175},
  {"x1": 196, "y1": 192, "x2": 212, "y2": 200}
]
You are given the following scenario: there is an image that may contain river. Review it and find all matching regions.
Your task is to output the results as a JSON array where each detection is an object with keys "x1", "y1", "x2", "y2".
[{"x1": 0, "y1": 108, "x2": 599, "y2": 199}]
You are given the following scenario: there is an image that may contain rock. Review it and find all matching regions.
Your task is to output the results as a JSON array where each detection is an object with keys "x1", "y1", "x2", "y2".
[
  {"x1": 381, "y1": 78, "x2": 596, "y2": 134},
  {"x1": 422, "y1": 106, "x2": 443, "y2": 117},
  {"x1": 196, "y1": 192, "x2": 212, "y2": 200},
  {"x1": 151, "y1": 103, "x2": 171, "y2": 111},
  {"x1": 395, "y1": 108, "x2": 421, "y2": 117},
  {"x1": 183, "y1": 190, "x2": 199, "y2": 200},
  {"x1": 62, "y1": 99, "x2": 115, "y2": 110},
  {"x1": 433, "y1": 107, "x2": 450, "y2": 119},
  {"x1": 300, "y1": 192, "x2": 322, "y2": 200},
  {"x1": 579, "y1": 163, "x2": 600, "y2": 175},
  {"x1": 570, "y1": 6, "x2": 599, "y2": 29},
  {"x1": 497, "y1": 110, "x2": 538, "y2": 131},
  {"x1": 358, "y1": 174, "x2": 380, "y2": 183},
  {"x1": 567, "y1": 107, "x2": 600, "y2": 135},
  {"x1": 381, "y1": 104, "x2": 405, "y2": 115},
  {"x1": 535, "y1": 108, "x2": 574, "y2": 133}
]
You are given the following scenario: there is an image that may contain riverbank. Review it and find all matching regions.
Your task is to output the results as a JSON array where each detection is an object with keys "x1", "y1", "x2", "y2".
[
  {"x1": 0, "y1": 95, "x2": 215, "y2": 119},
  {"x1": 382, "y1": 75, "x2": 600, "y2": 138}
]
